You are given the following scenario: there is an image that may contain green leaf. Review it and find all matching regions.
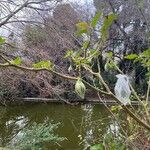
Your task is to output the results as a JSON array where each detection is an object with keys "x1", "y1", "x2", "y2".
[
  {"x1": 76, "y1": 29, "x2": 88, "y2": 36},
  {"x1": 11, "y1": 57, "x2": 22, "y2": 65},
  {"x1": 140, "y1": 49, "x2": 150, "y2": 57},
  {"x1": 33, "y1": 61, "x2": 53, "y2": 69},
  {"x1": 145, "y1": 60, "x2": 150, "y2": 67},
  {"x1": 101, "y1": 13, "x2": 117, "y2": 40},
  {"x1": 80, "y1": 58, "x2": 91, "y2": 64},
  {"x1": 75, "y1": 78, "x2": 86, "y2": 99},
  {"x1": 76, "y1": 22, "x2": 89, "y2": 36},
  {"x1": 106, "y1": 51, "x2": 113, "y2": 58},
  {"x1": 119, "y1": 145, "x2": 126, "y2": 150},
  {"x1": 82, "y1": 41, "x2": 89, "y2": 49},
  {"x1": 64, "y1": 50, "x2": 73, "y2": 58},
  {"x1": 91, "y1": 11, "x2": 102, "y2": 28},
  {"x1": 72, "y1": 50, "x2": 82, "y2": 58},
  {"x1": 90, "y1": 144, "x2": 104, "y2": 150},
  {"x1": 0, "y1": 37, "x2": 5, "y2": 44},
  {"x1": 76, "y1": 22, "x2": 89, "y2": 30},
  {"x1": 111, "y1": 105, "x2": 122, "y2": 112},
  {"x1": 125, "y1": 54, "x2": 138, "y2": 60},
  {"x1": 104, "y1": 60, "x2": 116, "y2": 71},
  {"x1": 146, "y1": 71, "x2": 150, "y2": 76},
  {"x1": 88, "y1": 49, "x2": 99, "y2": 57}
]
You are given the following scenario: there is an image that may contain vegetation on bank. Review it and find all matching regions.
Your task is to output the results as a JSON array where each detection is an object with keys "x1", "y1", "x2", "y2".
[{"x1": 0, "y1": 122, "x2": 65, "y2": 150}]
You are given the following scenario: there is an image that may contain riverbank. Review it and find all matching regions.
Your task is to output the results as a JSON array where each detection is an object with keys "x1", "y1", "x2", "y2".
[{"x1": 0, "y1": 97, "x2": 140, "y2": 106}]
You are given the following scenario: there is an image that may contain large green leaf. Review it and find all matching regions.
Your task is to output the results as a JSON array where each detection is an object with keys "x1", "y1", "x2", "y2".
[
  {"x1": 101, "y1": 13, "x2": 117, "y2": 40},
  {"x1": 91, "y1": 11, "x2": 102, "y2": 28}
]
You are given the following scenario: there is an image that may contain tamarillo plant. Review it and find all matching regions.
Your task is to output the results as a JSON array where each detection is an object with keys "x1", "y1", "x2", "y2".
[{"x1": 0, "y1": 10, "x2": 150, "y2": 134}]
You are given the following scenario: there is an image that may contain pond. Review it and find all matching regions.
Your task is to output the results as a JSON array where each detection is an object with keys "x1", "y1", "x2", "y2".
[{"x1": 0, "y1": 103, "x2": 120, "y2": 150}]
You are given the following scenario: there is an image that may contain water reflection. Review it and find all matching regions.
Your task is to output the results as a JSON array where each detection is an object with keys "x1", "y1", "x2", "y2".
[
  {"x1": 0, "y1": 104, "x2": 118, "y2": 149},
  {"x1": 81, "y1": 104, "x2": 94, "y2": 149}
]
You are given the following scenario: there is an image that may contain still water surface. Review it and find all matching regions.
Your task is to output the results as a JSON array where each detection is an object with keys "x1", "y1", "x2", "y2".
[{"x1": 0, "y1": 103, "x2": 118, "y2": 150}]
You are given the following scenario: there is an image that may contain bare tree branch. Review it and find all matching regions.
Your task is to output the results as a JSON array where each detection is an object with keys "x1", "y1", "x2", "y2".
[{"x1": 0, "y1": 1, "x2": 29, "y2": 27}]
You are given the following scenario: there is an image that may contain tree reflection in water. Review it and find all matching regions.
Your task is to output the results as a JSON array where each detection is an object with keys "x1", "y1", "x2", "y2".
[{"x1": 0, "y1": 104, "x2": 117, "y2": 149}]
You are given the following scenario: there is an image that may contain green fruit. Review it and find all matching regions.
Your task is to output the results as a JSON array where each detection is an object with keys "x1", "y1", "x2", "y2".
[{"x1": 75, "y1": 78, "x2": 86, "y2": 99}]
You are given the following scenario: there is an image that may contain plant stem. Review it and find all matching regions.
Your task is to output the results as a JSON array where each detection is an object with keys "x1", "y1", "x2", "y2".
[
  {"x1": 146, "y1": 77, "x2": 150, "y2": 103},
  {"x1": 84, "y1": 60, "x2": 150, "y2": 131}
]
